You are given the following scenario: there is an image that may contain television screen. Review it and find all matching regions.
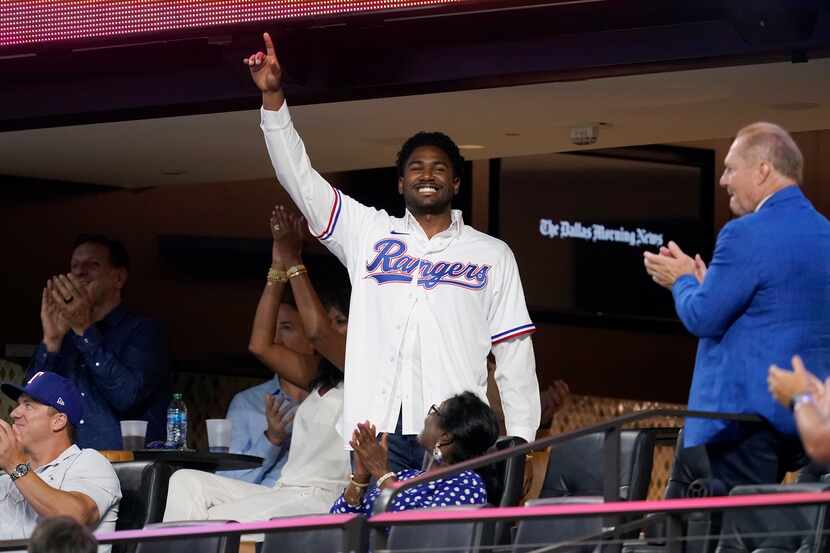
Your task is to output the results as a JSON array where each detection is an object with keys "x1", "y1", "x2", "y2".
[{"x1": 495, "y1": 146, "x2": 714, "y2": 323}]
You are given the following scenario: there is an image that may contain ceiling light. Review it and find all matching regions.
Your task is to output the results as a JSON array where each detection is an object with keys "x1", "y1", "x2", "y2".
[{"x1": 458, "y1": 144, "x2": 485, "y2": 150}]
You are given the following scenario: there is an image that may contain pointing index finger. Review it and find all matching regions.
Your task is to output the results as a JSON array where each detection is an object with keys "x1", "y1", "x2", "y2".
[{"x1": 263, "y1": 32, "x2": 276, "y2": 56}]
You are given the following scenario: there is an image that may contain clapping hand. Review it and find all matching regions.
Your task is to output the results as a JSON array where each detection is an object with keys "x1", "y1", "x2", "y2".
[
  {"x1": 264, "y1": 393, "x2": 295, "y2": 446},
  {"x1": 660, "y1": 245, "x2": 708, "y2": 284},
  {"x1": 768, "y1": 355, "x2": 823, "y2": 408},
  {"x1": 643, "y1": 241, "x2": 696, "y2": 289},
  {"x1": 49, "y1": 274, "x2": 94, "y2": 335},
  {"x1": 270, "y1": 206, "x2": 305, "y2": 266},
  {"x1": 0, "y1": 420, "x2": 26, "y2": 474},
  {"x1": 41, "y1": 280, "x2": 70, "y2": 350},
  {"x1": 349, "y1": 421, "x2": 389, "y2": 480}
]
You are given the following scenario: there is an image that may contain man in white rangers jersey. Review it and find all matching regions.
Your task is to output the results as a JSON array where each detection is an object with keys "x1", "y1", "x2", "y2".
[{"x1": 245, "y1": 33, "x2": 540, "y2": 471}]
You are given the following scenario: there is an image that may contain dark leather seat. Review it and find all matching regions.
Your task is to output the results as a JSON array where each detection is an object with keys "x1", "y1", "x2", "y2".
[
  {"x1": 260, "y1": 514, "x2": 368, "y2": 553},
  {"x1": 112, "y1": 461, "x2": 174, "y2": 553},
  {"x1": 529, "y1": 429, "x2": 656, "y2": 550},
  {"x1": 134, "y1": 521, "x2": 239, "y2": 553},
  {"x1": 114, "y1": 461, "x2": 173, "y2": 530},
  {"x1": 715, "y1": 481, "x2": 830, "y2": 553},
  {"x1": 484, "y1": 436, "x2": 528, "y2": 507},
  {"x1": 485, "y1": 436, "x2": 527, "y2": 545},
  {"x1": 624, "y1": 429, "x2": 704, "y2": 553},
  {"x1": 387, "y1": 505, "x2": 492, "y2": 553},
  {"x1": 540, "y1": 429, "x2": 656, "y2": 501},
  {"x1": 513, "y1": 496, "x2": 605, "y2": 553}
]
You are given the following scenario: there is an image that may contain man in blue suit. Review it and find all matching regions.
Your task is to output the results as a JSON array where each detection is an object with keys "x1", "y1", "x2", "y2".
[{"x1": 644, "y1": 122, "x2": 830, "y2": 490}]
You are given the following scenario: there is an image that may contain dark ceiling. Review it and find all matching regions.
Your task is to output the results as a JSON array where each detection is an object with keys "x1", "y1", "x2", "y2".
[{"x1": 1, "y1": 0, "x2": 829, "y2": 131}]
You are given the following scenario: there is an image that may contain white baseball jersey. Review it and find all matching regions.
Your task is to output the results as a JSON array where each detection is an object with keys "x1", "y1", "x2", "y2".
[{"x1": 261, "y1": 103, "x2": 541, "y2": 443}]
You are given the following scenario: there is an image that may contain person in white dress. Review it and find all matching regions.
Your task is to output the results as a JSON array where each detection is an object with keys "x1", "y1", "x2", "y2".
[{"x1": 162, "y1": 207, "x2": 350, "y2": 539}]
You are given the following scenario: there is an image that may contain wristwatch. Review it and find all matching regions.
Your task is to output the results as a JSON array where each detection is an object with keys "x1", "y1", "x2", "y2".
[
  {"x1": 9, "y1": 462, "x2": 30, "y2": 482},
  {"x1": 791, "y1": 392, "x2": 814, "y2": 412}
]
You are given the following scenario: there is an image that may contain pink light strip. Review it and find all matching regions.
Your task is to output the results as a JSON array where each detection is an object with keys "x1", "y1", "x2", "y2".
[
  {"x1": 89, "y1": 493, "x2": 830, "y2": 544},
  {"x1": 0, "y1": 0, "x2": 468, "y2": 48},
  {"x1": 94, "y1": 513, "x2": 359, "y2": 543},
  {"x1": 370, "y1": 491, "x2": 830, "y2": 524}
]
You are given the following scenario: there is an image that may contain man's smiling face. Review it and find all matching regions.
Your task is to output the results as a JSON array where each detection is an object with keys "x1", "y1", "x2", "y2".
[{"x1": 398, "y1": 145, "x2": 460, "y2": 216}]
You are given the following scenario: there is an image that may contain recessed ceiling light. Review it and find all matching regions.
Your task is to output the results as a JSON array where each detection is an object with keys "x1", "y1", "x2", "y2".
[{"x1": 458, "y1": 144, "x2": 485, "y2": 150}]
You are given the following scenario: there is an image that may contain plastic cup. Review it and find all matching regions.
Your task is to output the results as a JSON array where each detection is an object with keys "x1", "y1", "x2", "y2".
[
  {"x1": 120, "y1": 420, "x2": 148, "y2": 451},
  {"x1": 206, "y1": 419, "x2": 232, "y2": 453}
]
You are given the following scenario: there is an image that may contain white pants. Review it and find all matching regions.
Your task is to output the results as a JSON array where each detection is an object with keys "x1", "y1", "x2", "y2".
[{"x1": 162, "y1": 470, "x2": 342, "y2": 541}]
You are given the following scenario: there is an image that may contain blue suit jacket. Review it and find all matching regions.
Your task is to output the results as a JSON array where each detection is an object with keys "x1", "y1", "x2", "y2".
[{"x1": 673, "y1": 185, "x2": 830, "y2": 447}]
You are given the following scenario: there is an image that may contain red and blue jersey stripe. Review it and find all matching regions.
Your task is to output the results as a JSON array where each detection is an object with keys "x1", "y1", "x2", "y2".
[
  {"x1": 314, "y1": 187, "x2": 343, "y2": 241},
  {"x1": 491, "y1": 323, "x2": 536, "y2": 344}
]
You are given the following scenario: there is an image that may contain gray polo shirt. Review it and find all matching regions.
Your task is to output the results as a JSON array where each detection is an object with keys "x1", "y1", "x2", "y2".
[{"x1": 0, "y1": 445, "x2": 121, "y2": 548}]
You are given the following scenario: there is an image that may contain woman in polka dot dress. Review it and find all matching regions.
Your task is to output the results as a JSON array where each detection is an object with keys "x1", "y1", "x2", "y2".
[{"x1": 331, "y1": 391, "x2": 498, "y2": 515}]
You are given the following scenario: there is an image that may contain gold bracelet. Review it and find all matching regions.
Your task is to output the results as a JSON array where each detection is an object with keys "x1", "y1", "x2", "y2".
[
  {"x1": 286, "y1": 264, "x2": 307, "y2": 280},
  {"x1": 376, "y1": 471, "x2": 396, "y2": 488},
  {"x1": 350, "y1": 474, "x2": 370, "y2": 488},
  {"x1": 267, "y1": 268, "x2": 287, "y2": 283}
]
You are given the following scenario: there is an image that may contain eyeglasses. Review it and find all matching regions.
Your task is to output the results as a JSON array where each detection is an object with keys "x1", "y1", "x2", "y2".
[{"x1": 428, "y1": 404, "x2": 442, "y2": 417}]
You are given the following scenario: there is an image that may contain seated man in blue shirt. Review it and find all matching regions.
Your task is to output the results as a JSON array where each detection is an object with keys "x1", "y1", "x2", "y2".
[
  {"x1": 216, "y1": 382, "x2": 300, "y2": 486},
  {"x1": 28, "y1": 234, "x2": 170, "y2": 450}
]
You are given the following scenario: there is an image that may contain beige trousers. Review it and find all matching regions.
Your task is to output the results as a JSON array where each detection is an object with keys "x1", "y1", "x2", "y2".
[{"x1": 162, "y1": 469, "x2": 342, "y2": 541}]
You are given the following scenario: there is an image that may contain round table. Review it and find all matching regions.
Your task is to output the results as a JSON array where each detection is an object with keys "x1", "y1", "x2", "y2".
[{"x1": 130, "y1": 449, "x2": 263, "y2": 472}]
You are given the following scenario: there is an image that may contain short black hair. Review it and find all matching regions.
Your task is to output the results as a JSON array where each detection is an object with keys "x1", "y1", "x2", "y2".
[
  {"x1": 73, "y1": 234, "x2": 130, "y2": 271},
  {"x1": 438, "y1": 391, "x2": 499, "y2": 463},
  {"x1": 28, "y1": 517, "x2": 97, "y2": 553},
  {"x1": 396, "y1": 132, "x2": 465, "y2": 181}
]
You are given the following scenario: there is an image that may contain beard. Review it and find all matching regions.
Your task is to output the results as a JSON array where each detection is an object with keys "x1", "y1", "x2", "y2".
[{"x1": 404, "y1": 193, "x2": 453, "y2": 216}]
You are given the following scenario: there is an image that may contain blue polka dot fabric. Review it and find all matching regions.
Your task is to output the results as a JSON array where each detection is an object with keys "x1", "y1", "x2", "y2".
[{"x1": 330, "y1": 469, "x2": 487, "y2": 515}]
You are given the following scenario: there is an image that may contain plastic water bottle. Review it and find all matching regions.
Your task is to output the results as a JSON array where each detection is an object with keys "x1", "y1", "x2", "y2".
[{"x1": 166, "y1": 393, "x2": 188, "y2": 449}]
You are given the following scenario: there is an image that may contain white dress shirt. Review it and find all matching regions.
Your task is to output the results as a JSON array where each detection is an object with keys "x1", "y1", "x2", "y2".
[{"x1": 260, "y1": 103, "x2": 541, "y2": 443}]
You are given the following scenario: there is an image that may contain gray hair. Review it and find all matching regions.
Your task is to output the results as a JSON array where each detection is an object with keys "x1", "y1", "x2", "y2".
[{"x1": 736, "y1": 122, "x2": 803, "y2": 183}]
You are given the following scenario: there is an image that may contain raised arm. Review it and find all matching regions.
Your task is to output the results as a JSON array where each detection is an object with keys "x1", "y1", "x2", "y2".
[
  {"x1": 248, "y1": 208, "x2": 319, "y2": 390},
  {"x1": 246, "y1": 33, "x2": 378, "y2": 266},
  {"x1": 46, "y1": 274, "x2": 167, "y2": 413},
  {"x1": 272, "y1": 207, "x2": 346, "y2": 370},
  {"x1": 246, "y1": 33, "x2": 337, "y2": 239}
]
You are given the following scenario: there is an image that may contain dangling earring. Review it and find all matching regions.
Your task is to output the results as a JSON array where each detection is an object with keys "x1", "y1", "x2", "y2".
[{"x1": 432, "y1": 443, "x2": 444, "y2": 464}]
